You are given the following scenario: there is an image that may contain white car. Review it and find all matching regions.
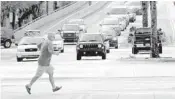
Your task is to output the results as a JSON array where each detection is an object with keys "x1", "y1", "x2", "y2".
[
  {"x1": 107, "y1": 15, "x2": 128, "y2": 30},
  {"x1": 100, "y1": 18, "x2": 125, "y2": 31},
  {"x1": 107, "y1": 6, "x2": 136, "y2": 22},
  {"x1": 52, "y1": 34, "x2": 64, "y2": 53},
  {"x1": 43, "y1": 33, "x2": 64, "y2": 53},
  {"x1": 67, "y1": 19, "x2": 87, "y2": 33},
  {"x1": 100, "y1": 27, "x2": 119, "y2": 49},
  {"x1": 16, "y1": 36, "x2": 45, "y2": 62}
]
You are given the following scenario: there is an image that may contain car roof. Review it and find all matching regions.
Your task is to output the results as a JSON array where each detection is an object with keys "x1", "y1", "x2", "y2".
[
  {"x1": 23, "y1": 36, "x2": 44, "y2": 39},
  {"x1": 136, "y1": 28, "x2": 152, "y2": 33},
  {"x1": 25, "y1": 30, "x2": 40, "y2": 32},
  {"x1": 83, "y1": 33, "x2": 101, "y2": 35},
  {"x1": 109, "y1": 6, "x2": 128, "y2": 9},
  {"x1": 63, "y1": 24, "x2": 79, "y2": 26},
  {"x1": 107, "y1": 15, "x2": 127, "y2": 18},
  {"x1": 68, "y1": 19, "x2": 83, "y2": 21},
  {"x1": 103, "y1": 18, "x2": 118, "y2": 21}
]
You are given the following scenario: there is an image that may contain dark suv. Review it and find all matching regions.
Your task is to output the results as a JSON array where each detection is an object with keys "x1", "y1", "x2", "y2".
[
  {"x1": 132, "y1": 27, "x2": 162, "y2": 54},
  {"x1": 76, "y1": 33, "x2": 107, "y2": 60},
  {"x1": 59, "y1": 24, "x2": 83, "y2": 43},
  {"x1": 1, "y1": 27, "x2": 14, "y2": 48}
]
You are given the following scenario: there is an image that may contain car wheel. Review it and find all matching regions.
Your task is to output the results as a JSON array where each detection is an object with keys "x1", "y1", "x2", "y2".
[
  {"x1": 115, "y1": 46, "x2": 118, "y2": 49},
  {"x1": 106, "y1": 49, "x2": 110, "y2": 53},
  {"x1": 61, "y1": 49, "x2": 64, "y2": 53},
  {"x1": 102, "y1": 53, "x2": 106, "y2": 60},
  {"x1": 77, "y1": 53, "x2": 81, "y2": 60},
  {"x1": 4, "y1": 40, "x2": 12, "y2": 48},
  {"x1": 158, "y1": 44, "x2": 162, "y2": 54},
  {"x1": 132, "y1": 47, "x2": 138, "y2": 54},
  {"x1": 17, "y1": 57, "x2": 23, "y2": 62}
]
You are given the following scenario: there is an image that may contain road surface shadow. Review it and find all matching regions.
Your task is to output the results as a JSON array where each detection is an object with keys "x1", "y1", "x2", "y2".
[{"x1": 119, "y1": 56, "x2": 175, "y2": 63}]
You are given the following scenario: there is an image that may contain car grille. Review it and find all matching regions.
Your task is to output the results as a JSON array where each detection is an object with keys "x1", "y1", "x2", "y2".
[
  {"x1": 25, "y1": 48, "x2": 37, "y2": 52},
  {"x1": 63, "y1": 33, "x2": 76, "y2": 38},
  {"x1": 83, "y1": 44, "x2": 98, "y2": 49}
]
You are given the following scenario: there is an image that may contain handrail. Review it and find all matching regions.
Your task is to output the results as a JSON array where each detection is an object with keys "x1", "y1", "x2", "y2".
[{"x1": 14, "y1": 1, "x2": 77, "y2": 33}]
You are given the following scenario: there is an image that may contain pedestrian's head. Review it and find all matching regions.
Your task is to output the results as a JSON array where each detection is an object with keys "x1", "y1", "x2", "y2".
[{"x1": 47, "y1": 33, "x2": 55, "y2": 41}]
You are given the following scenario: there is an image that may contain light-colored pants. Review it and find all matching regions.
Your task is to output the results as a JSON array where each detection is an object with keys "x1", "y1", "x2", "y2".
[{"x1": 35, "y1": 65, "x2": 54, "y2": 77}]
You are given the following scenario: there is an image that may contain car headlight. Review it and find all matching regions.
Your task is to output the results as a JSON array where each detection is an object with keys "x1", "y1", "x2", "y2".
[
  {"x1": 79, "y1": 44, "x2": 83, "y2": 48},
  {"x1": 145, "y1": 38, "x2": 150, "y2": 41},
  {"x1": 98, "y1": 44, "x2": 102, "y2": 48}
]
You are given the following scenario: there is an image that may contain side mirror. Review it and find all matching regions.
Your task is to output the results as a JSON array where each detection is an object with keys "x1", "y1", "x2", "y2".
[
  {"x1": 15, "y1": 43, "x2": 18, "y2": 46},
  {"x1": 99, "y1": 24, "x2": 102, "y2": 26},
  {"x1": 58, "y1": 29, "x2": 62, "y2": 32}
]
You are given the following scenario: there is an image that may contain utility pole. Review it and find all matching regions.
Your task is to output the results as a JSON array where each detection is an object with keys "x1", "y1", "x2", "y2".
[
  {"x1": 142, "y1": 1, "x2": 148, "y2": 27},
  {"x1": 150, "y1": 1, "x2": 159, "y2": 58},
  {"x1": 46, "y1": 1, "x2": 48, "y2": 15}
]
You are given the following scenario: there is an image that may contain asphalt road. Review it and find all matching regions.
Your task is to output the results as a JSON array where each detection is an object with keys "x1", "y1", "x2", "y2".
[{"x1": 1, "y1": 1, "x2": 175, "y2": 99}]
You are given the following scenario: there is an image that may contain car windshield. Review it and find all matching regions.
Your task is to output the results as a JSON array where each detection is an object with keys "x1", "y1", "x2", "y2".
[
  {"x1": 103, "y1": 19, "x2": 119, "y2": 25},
  {"x1": 62, "y1": 25, "x2": 79, "y2": 31},
  {"x1": 109, "y1": 8, "x2": 128, "y2": 14},
  {"x1": 102, "y1": 30, "x2": 116, "y2": 37},
  {"x1": 79, "y1": 34, "x2": 103, "y2": 42},
  {"x1": 54, "y1": 34, "x2": 62, "y2": 40},
  {"x1": 69, "y1": 20, "x2": 84, "y2": 25},
  {"x1": 19, "y1": 37, "x2": 44, "y2": 45}
]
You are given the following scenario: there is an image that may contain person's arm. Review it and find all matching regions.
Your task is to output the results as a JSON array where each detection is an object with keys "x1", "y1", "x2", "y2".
[{"x1": 48, "y1": 41, "x2": 59, "y2": 55}]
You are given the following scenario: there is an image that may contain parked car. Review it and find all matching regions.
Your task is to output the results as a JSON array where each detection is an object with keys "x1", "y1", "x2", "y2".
[
  {"x1": 100, "y1": 27, "x2": 118, "y2": 49},
  {"x1": 16, "y1": 36, "x2": 45, "y2": 62},
  {"x1": 132, "y1": 27, "x2": 162, "y2": 54},
  {"x1": 108, "y1": 15, "x2": 129, "y2": 29},
  {"x1": 100, "y1": 18, "x2": 125, "y2": 31},
  {"x1": 1, "y1": 27, "x2": 14, "y2": 48},
  {"x1": 107, "y1": 6, "x2": 136, "y2": 22},
  {"x1": 67, "y1": 19, "x2": 87, "y2": 33},
  {"x1": 76, "y1": 33, "x2": 107, "y2": 60},
  {"x1": 59, "y1": 24, "x2": 84, "y2": 43},
  {"x1": 100, "y1": 25, "x2": 121, "y2": 36}
]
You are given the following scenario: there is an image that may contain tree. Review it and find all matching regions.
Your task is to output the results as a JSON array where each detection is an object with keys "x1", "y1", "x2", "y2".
[{"x1": 1, "y1": 1, "x2": 39, "y2": 28}]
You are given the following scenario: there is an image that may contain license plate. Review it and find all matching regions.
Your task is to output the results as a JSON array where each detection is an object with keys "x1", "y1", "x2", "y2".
[
  {"x1": 136, "y1": 44, "x2": 144, "y2": 47},
  {"x1": 145, "y1": 44, "x2": 150, "y2": 47}
]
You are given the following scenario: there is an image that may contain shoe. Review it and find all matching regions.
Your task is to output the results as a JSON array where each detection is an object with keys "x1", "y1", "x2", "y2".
[
  {"x1": 25, "y1": 85, "x2": 31, "y2": 94},
  {"x1": 53, "y1": 86, "x2": 62, "y2": 92}
]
